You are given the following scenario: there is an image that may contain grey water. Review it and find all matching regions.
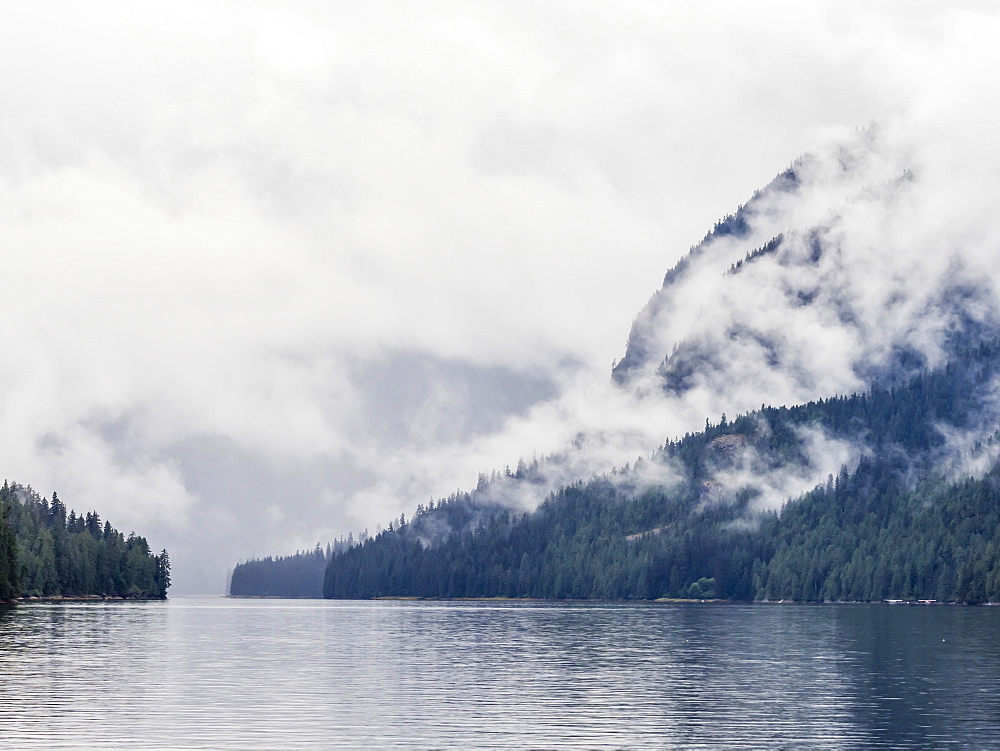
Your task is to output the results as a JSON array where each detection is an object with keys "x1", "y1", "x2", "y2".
[{"x1": 1, "y1": 599, "x2": 1000, "y2": 749}]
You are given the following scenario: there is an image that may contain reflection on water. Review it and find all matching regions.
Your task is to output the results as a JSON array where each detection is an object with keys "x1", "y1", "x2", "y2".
[{"x1": 2, "y1": 599, "x2": 1000, "y2": 749}]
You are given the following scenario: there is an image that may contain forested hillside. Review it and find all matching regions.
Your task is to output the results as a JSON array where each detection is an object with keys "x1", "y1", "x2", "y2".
[
  {"x1": 235, "y1": 131, "x2": 1000, "y2": 602},
  {"x1": 0, "y1": 488, "x2": 18, "y2": 600},
  {"x1": 323, "y1": 342, "x2": 1000, "y2": 602},
  {"x1": 230, "y1": 546, "x2": 331, "y2": 598},
  {"x1": 0, "y1": 481, "x2": 169, "y2": 600}
]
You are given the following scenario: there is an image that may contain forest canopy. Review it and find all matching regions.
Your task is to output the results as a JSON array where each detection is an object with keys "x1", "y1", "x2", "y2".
[{"x1": 0, "y1": 481, "x2": 169, "y2": 601}]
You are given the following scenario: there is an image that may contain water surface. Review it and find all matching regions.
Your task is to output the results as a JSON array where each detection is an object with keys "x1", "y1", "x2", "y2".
[{"x1": 1, "y1": 598, "x2": 999, "y2": 749}]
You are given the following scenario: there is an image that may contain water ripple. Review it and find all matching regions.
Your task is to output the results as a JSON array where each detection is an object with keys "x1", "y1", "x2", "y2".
[{"x1": 2, "y1": 599, "x2": 1000, "y2": 749}]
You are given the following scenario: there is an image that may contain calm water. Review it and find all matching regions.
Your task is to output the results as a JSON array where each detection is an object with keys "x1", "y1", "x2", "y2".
[{"x1": 2, "y1": 599, "x2": 1000, "y2": 749}]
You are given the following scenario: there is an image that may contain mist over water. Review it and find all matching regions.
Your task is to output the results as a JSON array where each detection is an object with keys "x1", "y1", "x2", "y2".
[{"x1": 3, "y1": 599, "x2": 1000, "y2": 749}]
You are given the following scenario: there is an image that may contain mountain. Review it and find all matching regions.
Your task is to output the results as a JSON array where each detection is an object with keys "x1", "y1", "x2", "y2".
[
  {"x1": 237, "y1": 127, "x2": 1000, "y2": 602},
  {"x1": 614, "y1": 125, "x2": 998, "y2": 410}
]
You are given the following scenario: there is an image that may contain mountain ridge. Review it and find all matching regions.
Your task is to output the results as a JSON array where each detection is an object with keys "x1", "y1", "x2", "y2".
[{"x1": 233, "y1": 130, "x2": 1000, "y2": 601}]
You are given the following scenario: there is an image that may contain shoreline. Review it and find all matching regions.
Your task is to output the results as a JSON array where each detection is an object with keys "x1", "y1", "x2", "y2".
[
  {"x1": 11, "y1": 595, "x2": 168, "y2": 604},
  {"x1": 227, "y1": 594, "x2": 992, "y2": 606}
]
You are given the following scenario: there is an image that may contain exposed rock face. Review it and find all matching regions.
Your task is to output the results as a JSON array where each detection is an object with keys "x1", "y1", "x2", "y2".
[{"x1": 708, "y1": 434, "x2": 749, "y2": 458}]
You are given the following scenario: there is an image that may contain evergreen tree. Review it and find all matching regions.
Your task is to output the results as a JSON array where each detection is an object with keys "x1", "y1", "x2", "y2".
[
  {"x1": 154, "y1": 549, "x2": 171, "y2": 597},
  {"x1": 0, "y1": 482, "x2": 20, "y2": 600}
]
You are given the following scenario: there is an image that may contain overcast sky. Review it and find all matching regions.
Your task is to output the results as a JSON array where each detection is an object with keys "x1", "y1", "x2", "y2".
[{"x1": 2, "y1": 1, "x2": 997, "y2": 593}]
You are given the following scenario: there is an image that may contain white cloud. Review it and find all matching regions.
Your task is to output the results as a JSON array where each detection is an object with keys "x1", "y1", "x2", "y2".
[{"x1": 2, "y1": 2, "x2": 999, "y2": 592}]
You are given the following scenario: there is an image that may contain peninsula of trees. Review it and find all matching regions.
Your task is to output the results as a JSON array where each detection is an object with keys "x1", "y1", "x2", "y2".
[{"x1": 0, "y1": 481, "x2": 169, "y2": 601}]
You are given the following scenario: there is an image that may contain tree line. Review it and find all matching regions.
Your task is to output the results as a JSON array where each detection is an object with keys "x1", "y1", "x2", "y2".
[
  {"x1": 0, "y1": 481, "x2": 169, "y2": 600},
  {"x1": 322, "y1": 459, "x2": 1000, "y2": 603},
  {"x1": 230, "y1": 536, "x2": 365, "y2": 598},
  {"x1": 230, "y1": 546, "x2": 329, "y2": 598}
]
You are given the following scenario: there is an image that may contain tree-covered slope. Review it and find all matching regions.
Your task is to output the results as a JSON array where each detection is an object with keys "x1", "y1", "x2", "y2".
[
  {"x1": 323, "y1": 342, "x2": 1000, "y2": 602},
  {"x1": 240, "y1": 129, "x2": 1000, "y2": 601},
  {"x1": 611, "y1": 127, "x2": 1000, "y2": 429},
  {"x1": 0, "y1": 482, "x2": 170, "y2": 599},
  {"x1": 0, "y1": 489, "x2": 18, "y2": 601},
  {"x1": 230, "y1": 546, "x2": 330, "y2": 598},
  {"x1": 757, "y1": 459, "x2": 1000, "y2": 603}
]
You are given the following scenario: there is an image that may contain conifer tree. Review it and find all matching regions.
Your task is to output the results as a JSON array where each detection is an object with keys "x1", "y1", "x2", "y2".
[{"x1": 0, "y1": 482, "x2": 20, "y2": 600}]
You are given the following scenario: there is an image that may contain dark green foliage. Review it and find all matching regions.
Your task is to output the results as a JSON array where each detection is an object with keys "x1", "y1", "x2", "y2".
[
  {"x1": 0, "y1": 481, "x2": 169, "y2": 599},
  {"x1": 0, "y1": 485, "x2": 19, "y2": 600},
  {"x1": 154, "y1": 549, "x2": 171, "y2": 595},
  {"x1": 323, "y1": 476, "x2": 764, "y2": 600},
  {"x1": 323, "y1": 341, "x2": 1000, "y2": 602},
  {"x1": 728, "y1": 234, "x2": 784, "y2": 274},
  {"x1": 230, "y1": 545, "x2": 328, "y2": 598},
  {"x1": 757, "y1": 461, "x2": 1000, "y2": 603}
]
